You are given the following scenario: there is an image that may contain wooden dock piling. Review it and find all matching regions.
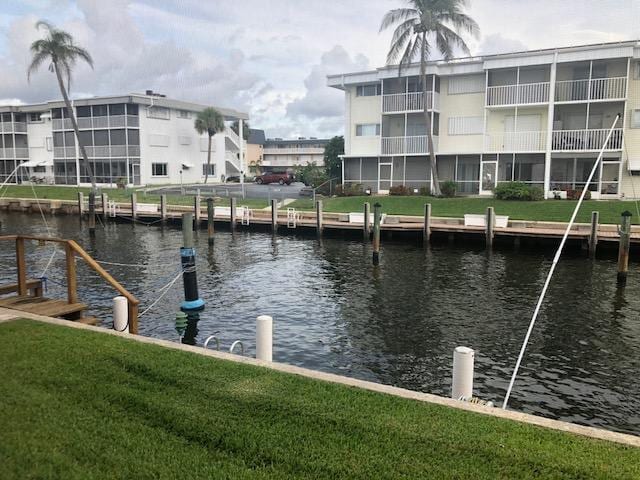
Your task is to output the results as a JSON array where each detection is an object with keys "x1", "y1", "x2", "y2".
[
  {"x1": 316, "y1": 200, "x2": 323, "y2": 236},
  {"x1": 230, "y1": 197, "x2": 237, "y2": 230},
  {"x1": 485, "y1": 207, "x2": 495, "y2": 249},
  {"x1": 15, "y1": 237, "x2": 26, "y2": 296},
  {"x1": 372, "y1": 203, "x2": 382, "y2": 265},
  {"x1": 589, "y1": 211, "x2": 599, "y2": 258},
  {"x1": 194, "y1": 191, "x2": 201, "y2": 226},
  {"x1": 101, "y1": 193, "x2": 108, "y2": 221},
  {"x1": 207, "y1": 198, "x2": 215, "y2": 245},
  {"x1": 363, "y1": 202, "x2": 370, "y2": 239},
  {"x1": 64, "y1": 242, "x2": 77, "y2": 304},
  {"x1": 423, "y1": 203, "x2": 432, "y2": 244},
  {"x1": 160, "y1": 195, "x2": 167, "y2": 223},
  {"x1": 88, "y1": 192, "x2": 96, "y2": 235},
  {"x1": 617, "y1": 211, "x2": 632, "y2": 285},
  {"x1": 77, "y1": 192, "x2": 84, "y2": 216},
  {"x1": 271, "y1": 199, "x2": 278, "y2": 233},
  {"x1": 131, "y1": 193, "x2": 137, "y2": 220}
]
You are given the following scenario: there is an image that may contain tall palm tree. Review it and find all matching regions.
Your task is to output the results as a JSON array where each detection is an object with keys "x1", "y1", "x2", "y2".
[
  {"x1": 381, "y1": 0, "x2": 478, "y2": 196},
  {"x1": 195, "y1": 107, "x2": 225, "y2": 183},
  {"x1": 28, "y1": 20, "x2": 96, "y2": 189}
]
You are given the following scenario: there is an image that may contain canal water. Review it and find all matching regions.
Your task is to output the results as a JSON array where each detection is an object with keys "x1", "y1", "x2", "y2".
[{"x1": 1, "y1": 211, "x2": 639, "y2": 436}]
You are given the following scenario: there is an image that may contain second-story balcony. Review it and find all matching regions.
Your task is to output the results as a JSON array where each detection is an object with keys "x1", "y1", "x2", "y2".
[
  {"x1": 486, "y1": 82, "x2": 550, "y2": 107},
  {"x1": 0, "y1": 147, "x2": 29, "y2": 159},
  {"x1": 53, "y1": 145, "x2": 140, "y2": 158},
  {"x1": 485, "y1": 131, "x2": 547, "y2": 152},
  {"x1": 0, "y1": 122, "x2": 27, "y2": 133},
  {"x1": 53, "y1": 115, "x2": 140, "y2": 131},
  {"x1": 381, "y1": 135, "x2": 436, "y2": 155},
  {"x1": 382, "y1": 92, "x2": 438, "y2": 114},
  {"x1": 554, "y1": 77, "x2": 627, "y2": 103},
  {"x1": 552, "y1": 129, "x2": 623, "y2": 151}
]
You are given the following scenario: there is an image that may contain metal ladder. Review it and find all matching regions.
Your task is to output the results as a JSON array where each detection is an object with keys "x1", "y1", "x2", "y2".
[
  {"x1": 108, "y1": 200, "x2": 118, "y2": 218},
  {"x1": 241, "y1": 206, "x2": 250, "y2": 226},
  {"x1": 287, "y1": 208, "x2": 297, "y2": 228}
]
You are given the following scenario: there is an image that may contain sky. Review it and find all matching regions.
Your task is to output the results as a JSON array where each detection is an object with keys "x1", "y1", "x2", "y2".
[{"x1": 0, "y1": 0, "x2": 639, "y2": 138}]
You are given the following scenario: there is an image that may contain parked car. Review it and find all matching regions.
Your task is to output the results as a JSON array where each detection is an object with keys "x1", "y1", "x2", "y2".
[{"x1": 255, "y1": 172, "x2": 293, "y2": 185}]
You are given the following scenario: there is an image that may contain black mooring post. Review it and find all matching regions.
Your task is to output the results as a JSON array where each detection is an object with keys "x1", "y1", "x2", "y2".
[
  {"x1": 180, "y1": 213, "x2": 204, "y2": 311},
  {"x1": 617, "y1": 211, "x2": 632, "y2": 285},
  {"x1": 372, "y1": 202, "x2": 382, "y2": 265},
  {"x1": 88, "y1": 191, "x2": 96, "y2": 236}
]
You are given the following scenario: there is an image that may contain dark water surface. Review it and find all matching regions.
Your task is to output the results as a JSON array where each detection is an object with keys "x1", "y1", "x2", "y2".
[{"x1": 1, "y1": 212, "x2": 639, "y2": 435}]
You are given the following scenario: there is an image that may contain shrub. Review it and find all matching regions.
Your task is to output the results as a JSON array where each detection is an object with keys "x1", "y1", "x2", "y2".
[
  {"x1": 336, "y1": 183, "x2": 365, "y2": 197},
  {"x1": 440, "y1": 181, "x2": 457, "y2": 198},
  {"x1": 389, "y1": 185, "x2": 413, "y2": 196},
  {"x1": 418, "y1": 186, "x2": 431, "y2": 196},
  {"x1": 566, "y1": 189, "x2": 592, "y2": 200},
  {"x1": 494, "y1": 182, "x2": 544, "y2": 201}
]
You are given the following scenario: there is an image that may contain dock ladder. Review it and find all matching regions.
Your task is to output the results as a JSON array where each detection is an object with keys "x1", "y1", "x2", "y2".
[{"x1": 287, "y1": 208, "x2": 297, "y2": 228}]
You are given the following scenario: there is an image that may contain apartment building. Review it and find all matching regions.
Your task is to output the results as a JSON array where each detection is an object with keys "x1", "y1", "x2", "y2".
[
  {"x1": 0, "y1": 91, "x2": 248, "y2": 186},
  {"x1": 262, "y1": 137, "x2": 329, "y2": 172},
  {"x1": 329, "y1": 40, "x2": 640, "y2": 199}
]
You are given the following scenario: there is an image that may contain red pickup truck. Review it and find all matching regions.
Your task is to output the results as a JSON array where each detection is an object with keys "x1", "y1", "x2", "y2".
[{"x1": 255, "y1": 172, "x2": 293, "y2": 185}]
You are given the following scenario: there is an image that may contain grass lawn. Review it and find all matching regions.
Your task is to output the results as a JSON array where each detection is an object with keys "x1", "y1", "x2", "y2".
[
  {"x1": 1, "y1": 320, "x2": 638, "y2": 479},
  {"x1": 0, "y1": 185, "x2": 270, "y2": 209},
  {"x1": 289, "y1": 196, "x2": 640, "y2": 225}
]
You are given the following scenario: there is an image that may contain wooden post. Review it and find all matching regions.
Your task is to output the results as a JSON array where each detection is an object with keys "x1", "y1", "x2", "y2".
[
  {"x1": 316, "y1": 200, "x2": 323, "y2": 236},
  {"x1": 88, "y1": 191, "x2": 96, "y2": 234},
  {"x1": 194, "y1": 190, "x2": 201, "y2": 227},
  {"x1": 65, "y1": 242, "x2": 77, "y2": 304},
  {"x1": 363, "y1": 202, "x2": 370, "y2": 239},
  {"x1": 128, "y1": 302, "x2": 139, "y2": 335},
  {"x1": 131, "y1": 193, "x2": 137, "y2": 220},
  {"x1": 423, "y1": 203, "x2": 431, "y2": 244},
  {"x1": 77, "y1": 191, "x2": 84, "y2": 216},
  {"x1": 230, "y1": 197, "x2": 237, "y2": 230},
  {"x1": 372, "y1": 202, "x2": 382, "y2": 265},
  {"x1": 160, "y1": 194, "x2": 167, "y2": 224},
  {"x1": 617, "y1": 211, "x2": 632, "y2": 285},
  {"x1": 207, "y1": 197, "x2": 215, "y2": 245},
  {"x1": 271, "y1": 199, "x2": 278, "y2": 233},
  {"x1": 101, "y1": 193, "x2": 108, "y2": 221},
  {"x1": 16, "y1": 237, "x2": 26, "y2": 296},
  {"x1": 485, "y1": 207, "x2": 495, "y2": 249},
  {"x1": 589, "y1": 211, "x2": 599, "y2": 258}
]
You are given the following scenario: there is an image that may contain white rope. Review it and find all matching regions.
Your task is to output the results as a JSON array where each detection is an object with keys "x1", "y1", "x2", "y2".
[
  {"x1": 138, "y1": 269, "x2": 184, "y2": 317},
  {"x1": 95, "y1": 260, "x2": 152, "y2": 268},
  {"x1": 502, "y1": 115, "x2": 621, "y2": 410}
]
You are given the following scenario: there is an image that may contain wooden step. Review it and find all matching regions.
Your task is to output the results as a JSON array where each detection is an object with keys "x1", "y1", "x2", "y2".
[
  {"x1": 0, "y1": 295, "x2": 87, "y2": 318},
  {"x1": 0, "y1": 279, "x2": 43, "y2": 296}
]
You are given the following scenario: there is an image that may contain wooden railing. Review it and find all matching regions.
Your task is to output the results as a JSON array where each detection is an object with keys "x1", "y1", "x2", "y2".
[{"x1": 0, "y1": 235, "x2": 140, "y2": 333}]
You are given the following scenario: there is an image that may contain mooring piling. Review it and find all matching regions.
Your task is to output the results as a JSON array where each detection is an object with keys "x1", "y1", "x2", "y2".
[
  {"x1": 423, "y1": 203, "x2": 432, "y2": 244},
  {"x1": 194, "y1": 189, "x2": 201, "y2": 226},
  {"x1": 271, "y1": 199, "x2": 278, "y2": 233},
  {"x1": 256, "y1": 315, "x2": 273, "y2": 362},
  {"x1": 88, "y1": 191, "x2": 96, "y2": 235},
  {"x1": 230, "y1": 197, "x2": 237, "y2": 230},
  {"x1": 131, "y1": 193, "x2": 137, "y2": 220},
  {"x1": 113, "y1": 296, "x2": 128, "y2": 332},
  {"x1": 207, "y1": 197, "x2": 215, "y2": 245},
  {"x1": 485, "y1": 207, "x2": 495, "y2": 249},
  {"x1": 372, "y1": 202, "x2": 382, "y2": 265},
  {"x1": 160, "y1": 194, "x2": 167, "y2": 224},
  {"x1": 589, "y1": 211, "x2": 599, "y2": 258},
  {"x1": 363, "y1": 202, "x2": 370, "y2": 239},
  {"x1": 180, "y1": 213, "x2": 204, "y2": 311},
  {"x1": 316, "y1": 200, "x2": 323, "y2": 236},
  {"x1": 617, "y1": 211, "x2": 632, "y2": 285},
  {"x1": 101, "y1": 193, "x2": 108, "y2": 221},
  {"x1": 452, "y1": 346, "x2": 474, "y2": 401},
  {"x1": 77, "y1": 192, "x2": 84, "y2": 217}
]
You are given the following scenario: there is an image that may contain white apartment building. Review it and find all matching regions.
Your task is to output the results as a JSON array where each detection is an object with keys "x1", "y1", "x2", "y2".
[
  {"x1": 0, "y1": 91, "x2": 248, "y2": 186},
  {"x1": 262, "y1": 137, "x2": 329, "y2": 171},
  {"x1": 329, "y1": 40, "x2": 640, "y2": 199}
]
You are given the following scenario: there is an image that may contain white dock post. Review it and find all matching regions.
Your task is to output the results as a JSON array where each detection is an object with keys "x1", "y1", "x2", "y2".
[
  {"x1": 452, "y1": 346, "x2": 474, "y2": 400},
  {"x1": 160, "y1": 194, "x2": 167, "y2": 223},
  {"x1": 113, "y1": 296, "x2": 128, "y2": 332},
  {"x1": 77, "y1": 192, "x2": 84, "y2": 215},
  {"x1": 101, "y1": 193, "x2": 108, "y2": 221},
  {"x1": 131, "y1": 193, "x2": 137, "y2": 220},
  {"x1": 256, "y1": 315, "x2": 273, "y2": 362}
]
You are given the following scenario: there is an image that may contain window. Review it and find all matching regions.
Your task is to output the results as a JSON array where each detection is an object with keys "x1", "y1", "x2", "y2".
[
  {"x1": 147, "y1": 106, "x2": 170, "y2": 119},
  {"x1": 110, "y1": 129, "x2": 126, "y2": 145},
  {"x1": 448, "y1": 116, "x2": 483, "y2": 135},
  {"x1": 356, "y1": 84, "x2": 381, "y2": 97},
  {"x1": 355, "y1": 124, "x2": 380, "y2": 136},
  {"x1": 202, "y1": 163, "x2": 215, "y2": 176},
  {"x1": 76, "y1": 106, "x2": 91, "y2": 117},
  {"x1": 178, "y1": 135, "x2": 192, "y2": 145},
  {"x1": 92, "y1": 105, "x2": 108, "y2": 117},
  {"x1": 126, "y1": 103, "x2": 139, "y2": 116},
  {"x1": 27, "y1": 112, "x2": 43, "y2": 123},
  {"x1": 152, "y1": 163, "x2": 168, "y2": 176},
  {"x1": 178, "y1": 110, "x2": 191, "y2": 119},
  {"x1": 109, "y1": 104, "x2": 125, "y2": 116},
  {"x1": 631, "y1": 109, "x2": 640, "y2": 128}
]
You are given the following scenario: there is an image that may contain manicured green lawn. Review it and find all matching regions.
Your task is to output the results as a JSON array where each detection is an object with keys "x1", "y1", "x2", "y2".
[
  {"x1": 0, "y1": 185, "x2": 269, "y2": 209},
  {"x1": 1, "y1": 320, "x2": 638, "y2": 479},
  {"x1": 289, "y1": 196, "x2": 640, "y2": 225}
]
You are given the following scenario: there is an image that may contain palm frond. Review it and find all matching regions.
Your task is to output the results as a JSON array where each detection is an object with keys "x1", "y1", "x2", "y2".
[
  {"x1": 435, "y1": 24, "x2": 471, "y2": 59},
  {"x1": 380, "y1": 8, "x2": 418, "y2": 32},
  {"x1": 386, "y1": 20, "x2": 415, "y2": 65},
  {"x1": 27, "y1": 51, "x2": 50, "y2": 82},
  {"x1": 194, "y1": 108, "x2": 225, "y2": 136},
  {"x1": 438, "y1": 11, "x2": 479, "y2": 37},
  {"x1": 68, "y1": 45, "x2": 94, "y2": 69}
]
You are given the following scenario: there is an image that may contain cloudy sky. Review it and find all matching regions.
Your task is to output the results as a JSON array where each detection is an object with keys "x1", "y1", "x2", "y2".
[{"x1": 0, "y1": 0, "x2": 638, "y2": 138}]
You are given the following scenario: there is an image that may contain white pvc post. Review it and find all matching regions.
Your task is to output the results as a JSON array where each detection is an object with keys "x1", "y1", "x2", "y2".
[
  {"x1": 113, "y1": 296, "x2": 128, "y2": 332},
  {"x1": 256, "y1": 315, "x2": 273, "y2": 362},
  {"x1": 452, "y1": 346, "x2": 474, "y2": 400}
]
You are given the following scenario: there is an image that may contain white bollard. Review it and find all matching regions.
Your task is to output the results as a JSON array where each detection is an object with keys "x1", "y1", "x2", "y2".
[
  {"x1": 452, "y1": 346, "x2": 474, "y2": 400},
  {"x1": 113, "y1": 296, "x2": 128, "y2": 332},
  {"x1": 256, "y1": 315, "x2": 273, "y2": 362}
]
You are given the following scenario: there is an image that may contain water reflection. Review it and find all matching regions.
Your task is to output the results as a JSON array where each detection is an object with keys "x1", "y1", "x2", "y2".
[{"x1": 1, "y1": 211, "x2": 639, "y2": 435}]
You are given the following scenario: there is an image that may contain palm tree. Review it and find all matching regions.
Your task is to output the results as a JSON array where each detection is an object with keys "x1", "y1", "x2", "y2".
[
  {"x1": 28, "y1": 21, "x2": 96, "y2": 189},
  {"x1": 231, "y1": 120, "x2": 250, "y2": 141},
  {"x1": 381, "y1": 0, "x2": 478, "y2": 196},
  {"x1": 195, "y1": 108, "x2": 225, "y2": 183}
]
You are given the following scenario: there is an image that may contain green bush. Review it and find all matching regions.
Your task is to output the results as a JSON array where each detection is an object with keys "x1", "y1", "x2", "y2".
[
  {"x1": 389, "y1": 185, "x2": 413, "y2": 196},
  {"x1": 418, "y1": 186, "x2": 431, "y2": 196},
  {"x1": 494, "y1": 182, "x2": 544, "y2": 201},
  {"x1": 440, "y1": 181, "x2": 457, "y2": 198},
  {"x1": 566, "y1": 188, "x2": 592, "y2": 200},
  {"x1": 336, "y1": 183, "x2": 365, "y2": 197}
]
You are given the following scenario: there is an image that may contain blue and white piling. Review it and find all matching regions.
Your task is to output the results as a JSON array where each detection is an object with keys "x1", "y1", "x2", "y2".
[{"x1": 180, "y1": 213, "x2": 204, "y2": 311}]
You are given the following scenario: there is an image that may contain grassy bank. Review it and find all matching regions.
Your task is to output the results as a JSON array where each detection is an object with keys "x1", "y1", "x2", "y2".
[
  {"x1": 0, "y1": 185, "x2": 269, "y2": 209},
  {"x1": 1, "y1": 320, "x2": 638, "y2": 479},
  {"x1": 289, "y1": 196, "x2": 640, "y2": 225}
]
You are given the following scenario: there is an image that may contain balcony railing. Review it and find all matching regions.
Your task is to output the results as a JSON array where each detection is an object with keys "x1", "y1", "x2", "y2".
[
  {"x1": 381, "y1": 135, "x2": 434, "y2": 155},
  {"x1": 485, "y1": 131, "x2": 547, "y2": 152},
  {"x1": 53, "y1": 115, "x2": 140, "y2": 130},
  {"x1": 53, "y1": 145, "x2": 140, "y2": 158},
  {"x1": 382, "y1": 92, "x2": 437, "y2": 113},
  {"x1": 486, "y1": 82, "x2": 550, "y2": 106},
  {"x1": 0, "y1": 148, "x2": 29, "y2": 159},
  {"x1": 555, "y1": 77, "x2": 626, "y2": 102},
  {"x1": 0, "y1": 122, "x2": 27, "y2": 133},
  {"x1": 552, "y1": 129, "x2": 623, "y2": 151}
]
